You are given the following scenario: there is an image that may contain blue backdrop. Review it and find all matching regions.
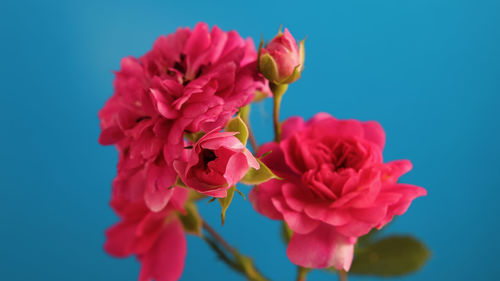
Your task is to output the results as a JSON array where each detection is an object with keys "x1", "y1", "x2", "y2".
[{"x1": 1, "y1": 0, "x2": 499, "y2": 280}]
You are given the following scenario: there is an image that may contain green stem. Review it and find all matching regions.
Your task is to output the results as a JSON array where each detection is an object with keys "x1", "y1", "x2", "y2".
[
  {"x1": 239, "y1": 104, "x2": 259, "y2": 152},
  {"x1": 201, "y1": 220, "x2": 270, "y2": 281},
  {"x1": 338, "y1": 270, "x2": 348, "y2": 281},
  {"x1": 271, "y1": 83, "x2": 288, "y2": 142},
  {"x1": 296, "y1": 267, "x2": 309, "y2": 281}
]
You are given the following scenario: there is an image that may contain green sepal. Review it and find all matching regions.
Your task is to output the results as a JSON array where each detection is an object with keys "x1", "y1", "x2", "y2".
[
  {"x1": 174, "y1": 177, "x2": 187, "y2": 188},
  {"x1": 299, "y1": 38, "x2": 305, "y2": 66},
  {"x1": 225, "y1": 115, "x2": 249, "y2": 146},
  {"x1": 259, "y1": 53, "x2": 280, "y2": 84},
  {"x1": 278, "y1": 64, "x2": 302, "y2": 85},
  {"x1": 240, "y1": 158, "x2": 281, "y2": 185},
  {"x1": 238, "y1": 104, "x2": 251, "y2": 123},
  {"x1": 281, "y1": 221, "x2": 293, "y2": 244},
  {"x1": 218, "y1": 186, "x2": 236, "y2": 225},
  {"x1": 350, "y1": 235, "x2": 430, "y2": 277},
  {"x1": 178, "y1": 201, "x2": 202, "y2": 236},
  {"x1": 184, "y1": 131, "x2": 205, "y2": 143},
  {"x1": 253, "y1": 90, "x2": 270, "y2": 102}
]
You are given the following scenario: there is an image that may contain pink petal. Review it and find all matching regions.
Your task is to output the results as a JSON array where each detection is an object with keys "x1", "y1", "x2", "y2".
[
  {"x1": 104, "y1": 221, "x2": 136, "y2": 258},
  {"x1": 335, "y1": 220, "x2": 372, "y2": 237},
  {"x1": 144, "y1": 164, "x2": 176, "y2": 212},
  {"x1": 243, "y1": 149, "x2": 260, "y2": 170},
  {"x1": 272, "y1": 197, "x2": 320, "y2": 234},
  {"x1": 281, "y1": 116, "x2": 305, "y2": 140},
  {"x1": 138, "y1": 219, "x2": 187, "y2": 281},
  {"x1": 249, "y1": 180, "x2": 284, "y2": 220},
  {"x1": 287, "y1": 223, "x2": 355, "y2": 270},
  {"x1": 362, "y1": 121, "x2": 385, "y2": 149},
  {"x1": 224, "y1": 152, "x2": 250, "y2": 186},
  {"x1": 350, "y1": 206, "x2": 388, "y2": 223},
  {"x1": 282, "y1": 182, "x2": 316, "y2": 212}
]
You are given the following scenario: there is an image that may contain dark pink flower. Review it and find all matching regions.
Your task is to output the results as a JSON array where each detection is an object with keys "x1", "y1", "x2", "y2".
[
  {"x1": 98, "y1": 22, "x2": 270, "y2": 211},
  {"x1": 249, "y1": 113, "x2": 426, "y2": 271},
  {"x1": 259, "y1": 28, "x2": 304, "y2": 84},
  {"x1": 105, "y1": 187, "x2": 188, "y2": 281},
  {"x1": 174, "y1": 130, "x2": 259, "y2": 197}
]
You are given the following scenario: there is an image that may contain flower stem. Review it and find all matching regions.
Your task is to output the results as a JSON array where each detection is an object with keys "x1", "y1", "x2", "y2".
[
  {"x1": 338, "y1": 270, "x2": 348, "y2": 281},
  {"x1": 239, "y1": 104, "x2": 259, "y2": 152},
  {"x1": 271, "y1": 83, "x2": 288, "y2": 142},
  {"x1": 202, "y1": 220, "x2": 234, "y2": 252},
  {"x1": 296, "y1": 266, "x2": 309, "y2": 281},
  {"x1": 201, "y1": 219, "x2": 270, "y2": 281}
]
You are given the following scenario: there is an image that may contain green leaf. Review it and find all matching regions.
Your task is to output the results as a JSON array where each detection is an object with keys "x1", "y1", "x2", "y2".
[
  {"x1": 350, "y1": 235, "x2": 430, "y2": 277},
  {"x1": 225, "y1": 115, "x2": 249, "y2": 146},
  {"x1": 241, "y1": 158, "x2": 280, "y2": 185},
  {"x1": 178, "y1": 202, "x2": 202, "y2": 236},
  {"x1": 218, "y1": 186, "x2": 236, "y2": 225}
]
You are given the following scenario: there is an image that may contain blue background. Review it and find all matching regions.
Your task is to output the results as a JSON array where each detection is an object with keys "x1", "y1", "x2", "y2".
[{"x1": 1, "y1": 0, "x2": 499, "y2": 280}]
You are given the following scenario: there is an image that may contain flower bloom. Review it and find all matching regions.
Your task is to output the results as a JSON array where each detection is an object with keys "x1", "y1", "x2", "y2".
[
  {"x1": 174, "y1": 130, "x2": 259, "y2": 197},
  {"x1": 105, "y1": 187, "x2": 188, "y2": 281},
  {"x1": 249, "y1": 113, "x2": 426, "y2": 271},
  {"x1": 259, "y1": 28, "x2": 304, "y2": 84},
  {"x1": 98, "y1": 22, "x2": 269, "y2": 212}
]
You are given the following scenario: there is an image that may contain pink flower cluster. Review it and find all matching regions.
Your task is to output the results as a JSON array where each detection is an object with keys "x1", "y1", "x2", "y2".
[
  {"x1": 99, "y1": 22, "x2": 268, "y2": 212},
  {"x1": 250, "y1": 113, "x2": 426, "y2": 270},
  {"x1": 99, "y1": 22, "x2": 426, "y2": 281},
  {"x1": 100, "y1": 23, "x2": 268, "y2": 281}
]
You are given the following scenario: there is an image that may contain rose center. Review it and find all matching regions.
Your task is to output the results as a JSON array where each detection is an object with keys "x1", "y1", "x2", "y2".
[{"x1": 201, "y1": 149, "x2": 217, "y2": 168}]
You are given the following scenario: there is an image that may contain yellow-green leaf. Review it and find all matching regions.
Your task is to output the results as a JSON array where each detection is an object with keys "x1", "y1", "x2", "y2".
[
  {"x1": 241, "y1": 158, "x2": 280, "y2": 185},
  {"x1": 225, "y1": 115, "x2": 249, "y2": 145},
  {"x1": 218, "y1": 186, "x2": 236, "y2": 225}
]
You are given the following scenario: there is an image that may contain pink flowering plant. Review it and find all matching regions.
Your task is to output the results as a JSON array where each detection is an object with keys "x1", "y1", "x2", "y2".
[{"x1": 99, "y1": 23, "x2": 429, "y2": 281}]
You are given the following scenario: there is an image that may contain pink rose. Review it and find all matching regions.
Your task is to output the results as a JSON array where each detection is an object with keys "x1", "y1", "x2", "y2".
[
  {"x1": 98, "y1": 22, "x2": 270, "y2": 212},
  {"x1": 105, "y1": 187, "x2": 188, "y2": 281},
  {"x1": 174, "y1": 130, "x2": 259, "y2": 197},
  {"x1": 249, "y1": 113, "x2": 426, "y2": 271},
  {"x1": 259, "y1": 28, "x2": 305, "y2": 84}
]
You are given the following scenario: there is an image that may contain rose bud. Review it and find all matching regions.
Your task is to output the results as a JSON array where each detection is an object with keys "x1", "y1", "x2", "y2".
[
  {"x1": 174, "y1": 130, "x2": 259, "y2": 197},
  {"x1": 259, "y1": 28, "x2": 305, "y2": 85}
]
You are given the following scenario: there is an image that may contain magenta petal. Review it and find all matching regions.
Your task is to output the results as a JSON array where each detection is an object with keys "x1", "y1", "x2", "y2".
[
  {"x1": 287, "y1": 223, "x2": 355, "y2": 270},
  {"x1": 249, "y1": 180, "x2": 284, "y2": 220},
  {"x1": 138, "y1": 219, "x2": 186, "y2": 281},
  {"x1": 362, "y1": 121, "x2": 385, "y2": 149},
  {"x1": 272, "y1": 197, "x2": 320, "y2": 234},
  {"x1": 350, "y1": 206, "x2": 388, "y2": 223},
  {"x1": 335, "y1": 220, "x2": 372, "y2": 237},
  {"x1": 323, "y1": 208, "x2": 352, "y2": 226},
  {"x1": 282, "y1": 182, "x2": 316, "y2": 212},
  {"x1": 104, "y1": 221, "x2": 136, "y2": 258},
  {"x1": 223, "y1": 152, "x2": 249, "y2": 186},
  {"x1": 144, "y1": 164, "x2": 176, "y2": 212},
  {"x1": 281, "y1": 116, "x2": 305, "y2": 140}
]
